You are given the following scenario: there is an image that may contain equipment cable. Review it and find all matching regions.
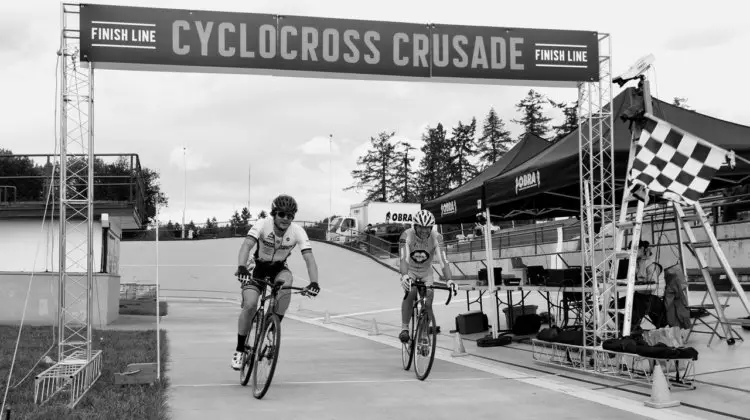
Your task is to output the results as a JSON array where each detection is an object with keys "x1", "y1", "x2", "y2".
[{"x1": 1, "y1": 50, "x2": 63, "y2": 415}]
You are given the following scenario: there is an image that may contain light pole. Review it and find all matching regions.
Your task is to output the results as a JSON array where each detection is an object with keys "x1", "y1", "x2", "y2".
[
  {"x1": 182, "y1": 146, "x2": 187, "y2": 239},
  {"x1": 329, "y1": 134, "x2": 333, "y2": 230}
]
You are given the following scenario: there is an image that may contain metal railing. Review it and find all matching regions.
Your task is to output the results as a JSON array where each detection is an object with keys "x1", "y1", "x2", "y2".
[
  {"x1": 120, "y1": 283, "x2": 158, "y2": 300},
  {"x1": 324, "y1": 230, "x2": 399, "y2": 259},
  {"x1": 0, "y1": 153, "x2": 146, "y2": 225},
  {"x1": 0, "y1": 185, "x2": 17, "y2": 203}
]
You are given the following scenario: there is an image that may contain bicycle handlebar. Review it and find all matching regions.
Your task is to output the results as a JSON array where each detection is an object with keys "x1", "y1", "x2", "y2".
[
  {"x1": 237, "y1": 275, "x2": 317, "y2": 297},
  {"x1": 411, "y1": 281, "x2": 457, "y2": 306}
]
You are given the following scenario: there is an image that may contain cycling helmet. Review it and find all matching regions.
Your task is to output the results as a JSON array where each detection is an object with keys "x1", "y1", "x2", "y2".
[
  {"x1": 271, "y1": 194, "x2": 298, "y2": 216},
  {"x1": 413, "y1": 209, "x2": 435, "y2": 228}
]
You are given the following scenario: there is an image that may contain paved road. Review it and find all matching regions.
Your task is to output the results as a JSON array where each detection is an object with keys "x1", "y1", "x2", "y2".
[
  {"x1": 165, "y1": 302, "x2": 659, "y2": 420},
  {"x1": 119, "y1": 239, "x2": 745, "y2": 420}
]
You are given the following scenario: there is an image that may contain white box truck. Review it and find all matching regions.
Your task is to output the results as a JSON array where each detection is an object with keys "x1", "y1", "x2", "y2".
[{"x1": 326, "y1": 201, "x2": 421, "y2": 243}]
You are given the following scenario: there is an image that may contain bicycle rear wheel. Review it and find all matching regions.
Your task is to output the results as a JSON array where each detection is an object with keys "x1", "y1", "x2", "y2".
[
  {"x1": 413, "y1": 313, "x2": 437, "y2": 381},
  {"x1": 240, "y1": 310, "x2": 262, "y2": 386},
  {"x1": 251, "y1": 313, "x2": 282, "y2": 399},
  {"x1": 401, "y1": 311, "x2": 415, "y2": 371}
]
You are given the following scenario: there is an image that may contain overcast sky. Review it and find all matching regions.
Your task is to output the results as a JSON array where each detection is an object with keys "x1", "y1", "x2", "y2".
[{"x1": 2, "y1": 0, "x2": 749, "y2": 226}]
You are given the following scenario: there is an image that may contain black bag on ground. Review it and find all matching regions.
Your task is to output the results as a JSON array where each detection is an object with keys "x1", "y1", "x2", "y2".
[
  {"x1": 536, "y1": 326, "x2": 561, "y2": 342},
  {"x1": 477, "y1": 334, "x2": 512, "y2": 347},
  {"x1": 512, "y1": 314, "x2": 542, "y2": 335},
  {"x1": 555, "y1": 329, "x2": 584, "y2": 346}
]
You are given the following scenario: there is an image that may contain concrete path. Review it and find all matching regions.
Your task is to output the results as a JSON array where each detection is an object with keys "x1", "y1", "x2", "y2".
[
  {"x1": 120, "y1": 239, "x2": 750, "y2": 420},
  {"x1": 164, "y1": 301, "x2": 715, "y2": 420}
]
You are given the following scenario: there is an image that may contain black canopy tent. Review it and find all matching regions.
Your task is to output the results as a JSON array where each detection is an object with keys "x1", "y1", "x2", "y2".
[
  {"x1": 482, "y1": 87, "x2": 750, "y2": 220},
  {"x1": 423, "y1": 133, "x2": 551, "y2": 224}
]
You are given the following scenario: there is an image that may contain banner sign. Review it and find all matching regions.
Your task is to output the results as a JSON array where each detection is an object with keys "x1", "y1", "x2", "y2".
[{"x1": 79, "y1": 4, "x2": 599, "y2": 85}]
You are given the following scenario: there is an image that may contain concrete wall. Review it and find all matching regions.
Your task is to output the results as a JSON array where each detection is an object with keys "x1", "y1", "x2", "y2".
[
  {"x1": 0, "y1": 216, "x2": 123, "y2": 273},
  {"x1": 0, "y1": 271, "x2": 120, "y2": 326},
  {"x1": 0, "y1": 219, "x2": 103, "y2": 272}
]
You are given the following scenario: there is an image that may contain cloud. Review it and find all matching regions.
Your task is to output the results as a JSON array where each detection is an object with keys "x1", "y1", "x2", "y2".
[
  {"x1": 169, "y1": 147, "x2": 211, "y2": 171},
  {"x1": 664, "y1": 26, "x2": 742, "y2": 51},
  {"x1": 5, "y1": 0, "x2": 750, "y2": 229},
  {"x1": 297, "y1": 136, "x2": 341, "y2": 156}
]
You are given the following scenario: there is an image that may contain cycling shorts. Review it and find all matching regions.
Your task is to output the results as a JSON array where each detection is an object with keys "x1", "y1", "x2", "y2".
[
  {"x1": 406, "y1": 271, "x2": 434, "y2": 286},
  {"x1": 241, "y1": 261, "x2": 291, "y2": 293}
]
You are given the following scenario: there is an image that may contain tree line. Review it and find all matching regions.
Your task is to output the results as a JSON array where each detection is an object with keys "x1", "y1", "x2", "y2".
[
  {"x1": 0, "y1": 150, "x2": 166, "y2": 223},
  {"x1": 153, "y1": 207, "x2": 269, "y2": 239},
  {"x1": 345, "y1": 89, "x2": 578, "y2": 203},
  {"x1": 345, "y1": 91, "x2": 697, "y2": 204}
]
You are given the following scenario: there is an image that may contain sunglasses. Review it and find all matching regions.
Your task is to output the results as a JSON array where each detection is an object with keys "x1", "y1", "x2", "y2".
[{"x1": 276, "y1": 211, "x2": 295, "y2": 220}]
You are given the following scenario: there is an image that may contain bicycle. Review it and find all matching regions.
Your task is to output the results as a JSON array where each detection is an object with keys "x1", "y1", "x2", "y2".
[
  {"x1": 238, "y1": 275, "x2": 316, "y2": 399},
  {"x1": 401, "y1": 279, "x2": 456, "y2": 381}
]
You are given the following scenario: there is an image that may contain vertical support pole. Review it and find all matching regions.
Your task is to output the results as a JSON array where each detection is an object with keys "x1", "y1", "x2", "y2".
[
  {"x1": 87, "y1": 63, "x2": 95, "y2": 360},
  {"x1": 672, "y1": 205, "x2": 689, "y2": 304},
  {"x1": 57, "y1": 2, "x2": 68, "y2": 363},
  {"x1": 156, "y1": 208, "x2": 161, "y2": 381},
  {"x1": 483, "y1": 207, "x2": 498, "y2": 338}
]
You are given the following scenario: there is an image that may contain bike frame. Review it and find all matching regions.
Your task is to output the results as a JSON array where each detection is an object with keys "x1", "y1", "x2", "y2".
[
  {"x1": 401, "y1": 280, "x2": 455, "y2": 380},
  {"x1": 408, "y1": 281, "x2": 454, "y2": 334},
  {"x1": 238, "y1": 275, "x2": 314, "y2": 396}
]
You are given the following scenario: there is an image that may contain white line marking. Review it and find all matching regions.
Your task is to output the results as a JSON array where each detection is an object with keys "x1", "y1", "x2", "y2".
[
  {"x1": 310, "y1": 306, "x2": 402, "y2": 320},
  {"x1": 120, "y1": 264, "x2": 235, "y2": 267},
  {"x1": 91, "y1": 44, "x2": 157, "y2": 49},
  {"x1": 535, "y1": 64, "x2": 588, "y2": 68},
  {"x1": 307, "y1": 293, "x2": 494, "y2": 320},
  {"x1": 535, "y1": 43, "x2": 587, "y2": 48},
  {"x1": 91, "y1": 20, "x2": 156, "y2": 26},
  {"x1": 172, "y1": 377, "x2": 502, "y2": 388},
  {"x1": 286, "y1": 314, "x2": 706, "y2": 420}
]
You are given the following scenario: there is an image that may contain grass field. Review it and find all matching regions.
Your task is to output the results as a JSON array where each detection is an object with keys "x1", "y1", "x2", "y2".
[{"x1": 0, "y1": 326, "x2": 170, "y2": 420}]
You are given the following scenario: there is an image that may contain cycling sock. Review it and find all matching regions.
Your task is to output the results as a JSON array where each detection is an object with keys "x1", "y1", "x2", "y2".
[
  {"x1": 236, "y1": 334, "x2": 246, "y2": 352},
  {"x1": 401, "y1": 324, "x2": 409, "y2": 331}
]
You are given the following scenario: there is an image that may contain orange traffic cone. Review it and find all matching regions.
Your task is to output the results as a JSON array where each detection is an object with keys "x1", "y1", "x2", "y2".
[
  {"x1": 368, "y1": 318, "x2": 380, "y2": 336},
  {"x1": 644, "y1": 363, "x2": 680, "y2": 408},
  {"x1": 451, "y1": 332, "x2": 468, "y2": 357}
]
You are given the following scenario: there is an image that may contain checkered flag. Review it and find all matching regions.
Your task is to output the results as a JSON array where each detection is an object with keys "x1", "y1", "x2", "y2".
[{"x1": 627, "y1": 113, "x2": 733, "y2": 205}]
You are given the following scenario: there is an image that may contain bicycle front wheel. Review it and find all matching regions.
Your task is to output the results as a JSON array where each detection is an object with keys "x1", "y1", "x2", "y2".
[
  {"x1": 240, "y1": 310, "x2": 262, "y2": 386},
  {"x1": 251, "y1": 313, "x2": 282, "y2": 399},
  {"x1": 401, "y1": 313, "x2": 415, "y2": 371},
  {"x1": 413, "y1": 313, "x2": 437, "y2": 381}
]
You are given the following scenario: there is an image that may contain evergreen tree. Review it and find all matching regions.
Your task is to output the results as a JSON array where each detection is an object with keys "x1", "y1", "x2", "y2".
[
  {"x1": 549, "y1": 99, "x2": 579, "y2": 142},
  {"x1": 448, "y1": 117, "x2": 478, "y2": 187},
  {"x1": 344, "y1": 131, "x2": 399, "y2": 201},
  {"x1": 477, "y1": 108, "x2": 513, "y2": 169},
  {"x1": 512, "y1": 89, "x2": 553, "y2": 140},
  {"x1": 230, "y1": 210, "x2": 243, "y2": 229},
  {"x1": 391, "y1": 141, "x2": 418, "y2": 202},
  {"x1": 416, "y1": 123, "x2": 452, "y2": 202},
  {"x1": 240, "y1": 207, "x2": 251, "y2": 226}
]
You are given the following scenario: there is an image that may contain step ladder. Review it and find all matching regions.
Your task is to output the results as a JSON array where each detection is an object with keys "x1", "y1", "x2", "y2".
[
  {"x1": 606, "y1": 77, "x2": 652, "y2": 339},
  {"x1": 610, "y1": 193, "x2": 646, "y2": 338},
  {"x1": 673, "y1": 201, "x2": 750, "y2": 345}
]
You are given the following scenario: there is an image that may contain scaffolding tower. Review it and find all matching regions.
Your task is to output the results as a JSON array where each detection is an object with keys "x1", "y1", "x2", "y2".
[
  {"x1": 34, "y1": 3, "x2": 102, "y2": 408},
  {"x1": 577, "y1": 34, "x2": 618, "y2": 349}
]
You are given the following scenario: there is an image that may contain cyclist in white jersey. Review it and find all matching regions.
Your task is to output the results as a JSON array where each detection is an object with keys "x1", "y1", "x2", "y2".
[
  {"x1": 398, "y1": 209, "x2": 455, "y2": 343},
  {"x1": 231, "y1": 194, "x2": 321, "y2": 370}
]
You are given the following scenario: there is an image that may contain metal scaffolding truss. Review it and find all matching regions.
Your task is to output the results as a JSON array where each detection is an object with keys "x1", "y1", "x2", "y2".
[
  {"x1": 577, "y1": 34, "x2": 617, "y2": 348},
  {"x1": 35, "y1": 3, "x2": 102, "y2": 408}
]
